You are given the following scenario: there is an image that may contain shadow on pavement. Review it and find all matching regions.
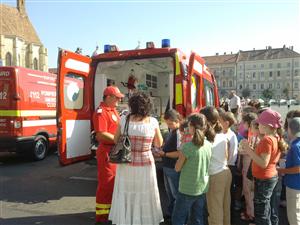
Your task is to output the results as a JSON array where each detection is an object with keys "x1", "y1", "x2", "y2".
[{"x1": 0, "y1": 212, "x2": 95, "y2": 225}]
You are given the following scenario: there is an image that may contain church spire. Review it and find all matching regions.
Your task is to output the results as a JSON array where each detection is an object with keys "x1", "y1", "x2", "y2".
[{"x1": 17, "y1": 0, "x2": 26, "y2": 14}]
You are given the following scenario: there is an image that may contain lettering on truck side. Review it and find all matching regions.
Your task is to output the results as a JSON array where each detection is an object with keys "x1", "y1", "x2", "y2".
[{"x1": 0, "y1": 71, "x2": 9, "y2": 77}]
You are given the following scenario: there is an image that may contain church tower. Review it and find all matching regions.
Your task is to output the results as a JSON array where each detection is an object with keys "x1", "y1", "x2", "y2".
[{"x1": 17, "y1": 0, "x2": 25, "y2": 14}]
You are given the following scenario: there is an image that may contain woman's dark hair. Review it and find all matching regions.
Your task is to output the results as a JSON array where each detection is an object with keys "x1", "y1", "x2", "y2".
[
  {"x1": 164, "y1": 109, "x2": 182, "y2": 122},
  {"x1": 284, "y1": 110, "x2": 300, "y2": 131},
  {"x1": 219, "y1": 111, "x2": 236, "y2": 127},
  {"x1": 179, "y1": 120, "x2": 189, "y2": 132},
  {"x1": 242, "y1": 112, "x2": 258, "y2": 127},
  {"x1": 200, "y1": 106, "x2": 223, "y2": 134},
  {"x1": 188, "y1": 114, "x2": 207, "y2": 147},
  {"x1": 128, "y1": 92, "x2": 152, "y2": 118},
  {"x1": 248, "y1": 99, "x2": 261, "y2": 109}
]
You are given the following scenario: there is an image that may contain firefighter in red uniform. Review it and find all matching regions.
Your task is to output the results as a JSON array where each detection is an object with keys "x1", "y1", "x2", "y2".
[{"x1": 93, "y1": 86, "x2": 124, "y2": 224}]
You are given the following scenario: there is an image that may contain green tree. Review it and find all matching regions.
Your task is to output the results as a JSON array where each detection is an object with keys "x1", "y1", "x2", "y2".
[
  {"x1": 262, "y1": 88, "x2": 273, "y2": 100},
  {"x1": 283, "y1": 87, "x2": 289, "y2": 99},
  {"x1": 242, "y1": 88, "x2": 251, "y2": 98}
]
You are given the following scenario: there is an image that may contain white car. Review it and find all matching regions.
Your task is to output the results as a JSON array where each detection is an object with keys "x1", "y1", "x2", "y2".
[
  {"x1": 268, "y1": 99, "x2": 277, "y2": 105},
  {"x1": 287, "y1": 99, "x2": 297, "y2": 105},
  {"x1": 279, "y1": 99, "x2": 287, "y2": 105}
]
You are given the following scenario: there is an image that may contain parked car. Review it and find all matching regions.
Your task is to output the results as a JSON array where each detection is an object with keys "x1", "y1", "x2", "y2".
[
  {"x1": 287, "y1": 99, "x2": 297, "y2": 105},
  {"x1": 279, "y1": 99, "x2": 287, "y2": 105},
  {"x1": 268, "y1": 99, "x2": 277, "y2": 105}
]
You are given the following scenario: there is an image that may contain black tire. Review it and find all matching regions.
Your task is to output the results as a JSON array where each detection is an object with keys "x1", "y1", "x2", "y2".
[{"x1": 31, "y1": 135, "x2": 48, "y2": 160}]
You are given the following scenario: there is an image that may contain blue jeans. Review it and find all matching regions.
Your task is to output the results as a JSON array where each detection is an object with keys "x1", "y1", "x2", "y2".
[
  {"x1": 254, "y1": 176, "x2": 279, "y2": 225},
  {"x1": 163, "y1": 166, "x2": 180, "y2": 217},
  {"x1": 172, "y1": 192, "x2": 206, "y2": 225},
  {"x1": 270, "y1": 177, "x2": 282, "y2": 225}
]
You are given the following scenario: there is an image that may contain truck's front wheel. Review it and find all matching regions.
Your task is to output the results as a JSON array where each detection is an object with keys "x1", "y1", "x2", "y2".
[{"x1": 32, "y1": 135, "x2": 48, "y2": 160}]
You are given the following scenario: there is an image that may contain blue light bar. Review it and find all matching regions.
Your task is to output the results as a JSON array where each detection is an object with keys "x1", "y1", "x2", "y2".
[
  {"x1": 162, "y1": 39, "x2": 170, "y2": 48},
  {"x1": 104, "y1": 44, "x2": 110, "y2": 53}
]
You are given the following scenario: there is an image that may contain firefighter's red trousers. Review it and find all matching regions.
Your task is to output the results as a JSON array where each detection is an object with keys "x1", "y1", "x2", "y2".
[{"x1": 95, "y1": 146, "x2": 116, "y2": 222}]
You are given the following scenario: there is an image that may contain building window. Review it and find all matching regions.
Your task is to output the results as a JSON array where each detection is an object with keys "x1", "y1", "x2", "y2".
[
  {"x1": 295, "y1": 82, "x2": 299, "y2": 89},
  {"x1": 269, "y1": 63, "x2": 273, "y2": 68},
  {"x1": 277, "y1": 83, "x2": 280, "y2": 89},
  {"x1": 287, "y1": 70, "x2": 290, "y2": 76},
  {"x1": 18, "y1": 54, "x2": 21, "y2": 66},
  {"x1": 269, "y1": 83, "x2": 272, "y2": 89},
  {"x1": 295, "y1": 61, "x2": 299, "y2": 67},
  {"x1": 277, "y1": 63, "x2": 281, "y2": 68},
  {"x1": 261, "y1": 84, "x2": 264, "y2": 89},
  {"x1": 223, "y1": 70, "x2": 225, "y2": 75},
  {"x1": 287, "y1": 62, "x2": 290, "y2": 67},
  {"x1": 223, "y1": 81, "x2": 226, "y2": 87},
  {"x1": 146, "y1": 74, "x2": 157, "y2": 88},
  {"x1": 277, "y1": 71, "x2": 280, "y2": 77},
  {"x1": 229, "y1": 80, "x2": 233, "y2": 87},
  {"x1": 253, "y1": 84, "x2": 256, "y2": 90},
  {"x1": 253, "y1": 72, "x2": 256, "y2": 78},
  {"x1": 246, "y1": 84, "x2": 249, "y2": 88},
  {"x1": 5, "y1": 52, "x2": 12, "y2": 66},
  {"x1": 33, "y1": 58, "x2": 38, "y2": 70},
  {"x1": 239, "y1": 85, "x2": 243, "y2": 89},
  {"x1": 261, "y1": 71, "x2": 264, "y2": 77},
  {"x1": 295, "y1": 70, "x2": 299, "y2": 76},
  {"x1": 261, "y1": 64, "x2": 264, "y2": 68},
  {"x1": 230, "y1": 69, "x2": 233, "y2": 75},
  {"x1": 253, "y1": 64, "x2": 256, "y2": 69},
  {"x1": 269, "y1": 71, "x2": 273, "y2": 77}
]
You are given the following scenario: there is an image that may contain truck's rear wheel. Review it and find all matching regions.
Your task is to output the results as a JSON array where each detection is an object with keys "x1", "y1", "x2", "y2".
[{"x1": 32, "y1": 135, "x2": 48, "y2": 160}]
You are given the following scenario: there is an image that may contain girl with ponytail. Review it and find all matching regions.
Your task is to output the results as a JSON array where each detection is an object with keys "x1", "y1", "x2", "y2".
[
  {"x1": 172, "y1": 113, "x2": 212, "y2": 225},
  {"x1": 200, "y1": 106, "x2": 232, "y2": 225}
]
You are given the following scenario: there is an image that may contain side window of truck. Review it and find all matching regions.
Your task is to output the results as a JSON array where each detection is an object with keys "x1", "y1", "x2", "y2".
[
  {"x1": 191, "y1": 74, "x2": 199, "y2": 110},
  {"x1": 64, "y1": 73, "x2": 84, "y2": 109},
  {"x1": 203, "y1": 78, "x2": 215, "y2": 106}
]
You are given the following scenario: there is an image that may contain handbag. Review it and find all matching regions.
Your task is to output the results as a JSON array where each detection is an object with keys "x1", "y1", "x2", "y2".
[{"x1": 109, "y1": 115, "x2": 132, "y2": 164}]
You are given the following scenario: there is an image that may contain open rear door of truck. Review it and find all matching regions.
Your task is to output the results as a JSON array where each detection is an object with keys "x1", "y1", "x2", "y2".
[
  {"x1": 57, "y1": 49, "x2": 92, "y2": 165},
  {"x1": 186, "y1": 52, "x2": 206, "y2": 114}
]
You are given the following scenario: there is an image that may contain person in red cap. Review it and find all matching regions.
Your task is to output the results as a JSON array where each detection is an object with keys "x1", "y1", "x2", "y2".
[
  {"x1": 239, "y1": 108, "x2": 288, "y2": 225},
  {"x1": 93, "y1": 86, "x2": 124, "y2": 224}
]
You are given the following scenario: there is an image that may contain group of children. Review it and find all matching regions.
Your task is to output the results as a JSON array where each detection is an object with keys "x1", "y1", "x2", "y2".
[{"x1": 156, "y1": 104, "x2": 300, "y2": 225}]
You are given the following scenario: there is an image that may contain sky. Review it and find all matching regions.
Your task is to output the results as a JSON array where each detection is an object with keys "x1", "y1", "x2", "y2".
[{"x1": 3, "y1": 0, "x2": 300, "y2": 68}]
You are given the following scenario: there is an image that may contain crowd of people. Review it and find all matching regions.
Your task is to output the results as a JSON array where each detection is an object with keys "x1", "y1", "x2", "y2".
[{"x1": 93, "y1": 86, "x2": 300, "y2": 225}]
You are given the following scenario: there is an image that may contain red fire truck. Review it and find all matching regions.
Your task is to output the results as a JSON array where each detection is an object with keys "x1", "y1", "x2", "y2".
[
  {"x1": 57, "y1": 39, "x2": 219, "y2": 165},
  {"x1": 0, "y1": 67, "x2": 57, "y2": 160}
]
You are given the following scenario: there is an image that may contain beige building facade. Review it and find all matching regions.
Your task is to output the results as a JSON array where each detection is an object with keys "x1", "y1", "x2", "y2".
[
  {"x1": 0, "y1": 0, "x2": 48, "y2": 71},
  {"x1": 204, "y1": 46, "x2": 300, "y2": 101}
]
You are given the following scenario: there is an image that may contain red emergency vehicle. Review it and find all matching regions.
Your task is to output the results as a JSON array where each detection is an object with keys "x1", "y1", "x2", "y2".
[
  {"x1": 0, "y1": 66, "x2": 57, "y2": 160},
  {"x1": 57, "y1": 39, "x2": 219, "y2": 165}
]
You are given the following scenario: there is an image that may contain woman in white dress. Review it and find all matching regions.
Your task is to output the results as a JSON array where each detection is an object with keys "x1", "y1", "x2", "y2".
[{"x1": 109, "y1": 92, "x2": 164, "y2": 225}]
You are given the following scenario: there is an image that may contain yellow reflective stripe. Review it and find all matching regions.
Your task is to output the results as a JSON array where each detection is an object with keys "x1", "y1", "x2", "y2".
[
  {"x1": 175, "y1": 53, "x2": 180, "y2": 76},
  {"x1": 0, "y1": 110, "x2": 21, "y2": 116},
  {"x1": 96, "y1": 203, "x2": 111, "y2": 209},
  {"x1": 96, "y1": 209, "x2": 110, "y2": 215},
  {"x1": 0, "y1": 110, "x2": 56, "y2": 117},
  {"x1": 176, "y1": 84, "x2": 183, "y2": 105}
]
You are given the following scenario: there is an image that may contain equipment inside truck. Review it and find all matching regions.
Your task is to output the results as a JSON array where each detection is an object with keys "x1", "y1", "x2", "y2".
[{"x1": 94, "y1": 57, "x2": 175, "y2": 120}]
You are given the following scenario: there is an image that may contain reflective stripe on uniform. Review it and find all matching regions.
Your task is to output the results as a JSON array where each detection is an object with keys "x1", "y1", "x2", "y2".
[
  {"x1": 0, "y1": 110, "x2": 56, "y2": 117},
  {"x1": 96, "y1": 203, "x2": 111, "y2": 215},
  {"x1": 96, "y1": 209, "x2": 110, "y2": 215},
  {"x1": 96, "y1": 203, "x2": 111, "y2": 208}
]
